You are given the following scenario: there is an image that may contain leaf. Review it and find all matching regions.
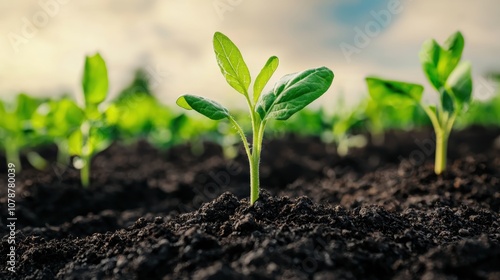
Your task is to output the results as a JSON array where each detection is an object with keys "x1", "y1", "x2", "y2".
[
  {"x1": 32, "y1": 99, "x2": 84, "y2": 137},
  {"x1": 420, "y1": 31, "x2": 464, "y2": 90},
  {"x1": 365, "y1": 77, "x2": 424, "y2": 107},
  {"x1": 419, "y1": 39, "x2": 441, "y2": 90},
  {"x1": 213, "y1": 32, "x2": 251, "y2": 95},
  {"x1": 440, "y1": 89, "x2": 455, "y2": 114},
  {"x1": 253, "y1": 56, "x2": 279, "y2": 104},
  {"x1": 256, "y1": 67, "x2": 334, "y2": 121},
  {"x1": 446, "y1": 62, "x2": 472, "y2": 106},
  {"x1": 68, "y1": 130, "x2": 82, "y2": 155},
  {"x1": 176, "y1": 95, "x2": 229, "y2": 120},
  {"x1": 16, "y1": 93, "x2": 40, "y2": 120},
  {"x1": 438, "y1": 31, "x2": 464, "y2": 84},
  {"x1": 82, "y1": 53, "x2": 109, "y2": 106}
]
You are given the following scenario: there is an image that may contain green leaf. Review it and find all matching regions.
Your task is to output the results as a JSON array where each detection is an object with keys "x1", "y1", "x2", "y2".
[
  {"x1": 68, "y1": 130, "x2": 82, "y2": 155},
  {"x1": 365, "y1": 77, "x2": 424, "y2": 106},
  {"x1": 82, "y1": 53, "x2": 109, "y2": 106},
  {"x1": 446, "y1": 62, "x2": 472, "y2": 106},
  {"x1": 440, "y1": 89, "x2": 455, "y2": 114},
  {"x1": 32, "y1": 98, "x2": 83, "y2": 137},
  {"x1": 68, "y1": 126, "x2": 113, "y2": 157},
  {"x1": 16, "y1": 94, "x2": 40, "y2": 120},
  {"x1": 176, "y1": 95, "x2": 229, "y2": 120},
  {"x1": 256, "y1": 67, "x2": 334, "y2": 121},
  {"x1": 419, "y1": 39, "x2": 441, "y2": 89},
  {"x1": 438, "y1": 31, "x2": 465, "y2": 84},
  {"x1": 420, "y1": 31, "x2": 464, "y2": 90},
  {"x1": 213, "y1": 32, "x2": 251, "y2": 95},
  {"x1": 253, "y1": 56, "x2": 279, "y2": 104}
]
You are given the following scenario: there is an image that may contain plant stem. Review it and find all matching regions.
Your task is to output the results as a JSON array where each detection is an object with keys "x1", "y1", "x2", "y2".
[
  {"x1": 56, "y1": 140, "x2": 70, "y2": 165},
  {"x1": 81, "y1": 152, "x2": 90, "y2": 187},
  {"x1": 250, "y1": 120, "x2": 266, "y2": 204},
  {"x1": 434, "y1": 130, "x2": 448, "y2": 175},
  {"x1": 81, "y1": 122, "x2": 91, "y2": 187},
  {"x1": 249, "y1": 148, "x2": 260, "y2": 204},
  {"x1": 5, "y1": 140, "x2": 21, "y2": 172}
]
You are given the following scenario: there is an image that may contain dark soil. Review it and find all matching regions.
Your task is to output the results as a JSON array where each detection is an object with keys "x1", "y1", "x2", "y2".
[{"x1": 1, "y1": 126, "x2": 499, "y2": 279}]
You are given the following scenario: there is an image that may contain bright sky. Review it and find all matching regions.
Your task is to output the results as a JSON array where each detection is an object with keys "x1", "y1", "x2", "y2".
[{"x1": 0, "y1": 0, "x2": 499, "y2": 109}]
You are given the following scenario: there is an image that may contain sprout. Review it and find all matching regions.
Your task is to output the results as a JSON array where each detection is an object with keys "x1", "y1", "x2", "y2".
[
  {"x1": 176, "y1": 32, "x2": 334, "y2": 204},
  {"x1": 69, "y1": 53, "x2": 113, "y2": 187},
  {"x1": 366, "y1": 31, "x2": 472, "y2": 175}
]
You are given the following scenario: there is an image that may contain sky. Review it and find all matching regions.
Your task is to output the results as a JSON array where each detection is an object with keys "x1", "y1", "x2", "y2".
[{"x1": 0, "y1": 0, "x2": 499, "y2": 109}]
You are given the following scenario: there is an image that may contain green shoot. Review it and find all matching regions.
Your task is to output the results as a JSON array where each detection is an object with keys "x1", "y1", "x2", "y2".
[
  {"x1": 322, "y1": 97, "x2": 366, "y2": 156},
  {"x1": 69, "y1": 53, "x2": 112, "y2": 187},
  {"x1": 32, "y1": 97, "x2": 84, "y2": 165},
  {"x1": 0, "y1": 94, "x2": 43, "y2": 171},
  {"x1": 176, "y1": 32, "x2": 334, "y2": 204},
  {"x1": 366, "y1": 31, "x2": 473, "y2": 175}
]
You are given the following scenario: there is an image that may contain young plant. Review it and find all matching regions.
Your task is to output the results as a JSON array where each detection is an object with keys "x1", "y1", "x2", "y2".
[
  {"x1": 69, "y1": 53, "x2": 113, "y2": 187},
  {"x1": 176, "y1": 32, "x2": 333, "y2": 204},
  {"x1": 32, "y1": 97, "x2": 84, "y2": 165},
  {"x1": 366, "y1": 31, "x2": 472, "y2": 175},
  {"x1": 322, "y1": 97, "x2": 367, "y2": 156},
  {"x1": 0, "y1": 94, "x2": 44, "y2": 171}
]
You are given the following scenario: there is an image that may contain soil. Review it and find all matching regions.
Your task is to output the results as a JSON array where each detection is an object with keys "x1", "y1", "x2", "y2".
[{"x1": 0, "y1": 126, "x2": 499, "y2": 279}]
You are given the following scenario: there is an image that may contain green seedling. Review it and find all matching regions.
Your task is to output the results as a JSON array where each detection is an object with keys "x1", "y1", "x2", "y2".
[
  {"x1": 176, "y1": 32, "x2": 334, "y2": 204},
  {"x1": 366, "y1": 31, "x2": 472, "y2": 175},
  {"x1": 69, "y1": 53, "x2": 113, "y2": 187},
  {"x1": 32, "y1": 97, "x2": 84, "y2": 165},
  {"x1": 107, "y1": 70, "x2": 164, "y2": 140},
  {"x1": 323, "y1": 98, "x2": 367, "y2": 156},
  {"x1": 0, "y1": 94, "x2": 44, "y2": 171}
]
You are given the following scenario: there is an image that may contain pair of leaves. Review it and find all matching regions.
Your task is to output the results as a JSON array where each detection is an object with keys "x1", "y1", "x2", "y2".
[
  {"x1": 177, "y1": 67, "x2": 333, "y2": 122},
  {"x1": 32, "y1": 98, "x2": 84, "y2": 137},
  {"x1": 366, "y1": 65, "x2": 471, "y2": 115},
  {"x1": 367, "y1": 31, "x2": 472, "y2": 116},
  {"x1": 0, "y1": 94, "x2": 42, "y2": 132},
  {"x1": 177, "y1": 32, "x2": 333, "y2": 122},
  {"x1": 68, "y1": 125, "x2": 113, "y2": 156},
  {"x1": 214, "y1": 32, "x2": 281, "y2": 104}
]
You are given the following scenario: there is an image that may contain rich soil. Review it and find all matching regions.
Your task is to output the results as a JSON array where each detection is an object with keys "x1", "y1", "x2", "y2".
[{"x1": 1, "y1": 126, "x2": 499, "y2": 279}]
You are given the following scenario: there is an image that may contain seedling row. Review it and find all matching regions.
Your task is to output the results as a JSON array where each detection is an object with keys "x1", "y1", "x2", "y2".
[{"x1": 1, "y1": 31, "x2": 500, "y2": 202}]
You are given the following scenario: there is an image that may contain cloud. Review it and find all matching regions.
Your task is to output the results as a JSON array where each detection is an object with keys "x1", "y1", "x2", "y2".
[{"x1": 0, "y1": 0, "x2": 498, "y2": 109}]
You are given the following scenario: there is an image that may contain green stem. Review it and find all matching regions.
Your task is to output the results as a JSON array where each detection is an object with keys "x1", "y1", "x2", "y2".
[
  {"x1": 81, "y1": 122, "x2": 91, "y2": 187},
  {"x1": 81, "y1": 152, "x2": 90, "y2": 187},
  {"x1": 250, "y1": 120, "x2": 266, "y2": 204},
  {"x1": 249, "y1": 148, "x2": 260, "y2": 204},
  {"x1": 228, "y1": 117, "x2": 252, "y2": 162},
  {"x1": 434, "y1": 131, "x2": 448, "y2": 175},
  {"x1": 56, "y1": 140, "x2": 70, "y2": 165},
  {"x1": 5, "y1": 141, "x2": 21, "y2": 172}
]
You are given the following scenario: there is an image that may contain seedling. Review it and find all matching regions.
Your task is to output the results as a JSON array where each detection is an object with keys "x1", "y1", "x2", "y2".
[
  {"x1": 0, "y1": 94, "x2": 43, "y2": 171},
  {"x1": 32, "y1": 97, "x2": 84, "y2": 165},
  {"x1": 69, "y1": 53, "x2": 113, "y2": 187},
  {"x1": 322, "y1": 97, "x2": 366, "y2": 156},
  {"x1": 176, "y1": 32, "x2": 333, "y2": 204},
  {"x1": 366, "y1": 31, "x2": 473, "y2": 175}
]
